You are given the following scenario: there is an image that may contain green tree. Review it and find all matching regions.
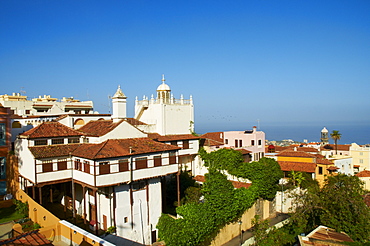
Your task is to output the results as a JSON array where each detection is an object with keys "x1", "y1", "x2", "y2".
[
  {"x1": 290, "y1": 174, "x2": 370, "y2": 242},
  {"x1": 330, "y1": 130, "x2": 342, "y2": 155},
  {"x1": 289, "y1": 171, "x2": 305, "y2": 187},
  {"x1": 157, "y1": 148, "x2": 283, "y2": 246}
]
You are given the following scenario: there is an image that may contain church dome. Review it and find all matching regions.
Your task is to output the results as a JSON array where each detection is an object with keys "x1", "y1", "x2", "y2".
[
  {"x1": 321, "y1": 127, "x2": 328, "y2": 133},
  {"x1": 157, "y1": 82, "x2": 170, "y2": 91},
  {"x1": 157, "y1": 74, "x2": 171, "y2": 91}
]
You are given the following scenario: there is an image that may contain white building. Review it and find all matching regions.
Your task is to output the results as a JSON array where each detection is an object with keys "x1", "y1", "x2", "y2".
[
  {"x1": 14, "y1": 80, "x2": 200, "y2": 245},
  {"x1": 134, "y1": 75, "x2": 194, "y2": 135},
  {"x1": 0, "y1": 93, "x2": 94, "y2": 116}
]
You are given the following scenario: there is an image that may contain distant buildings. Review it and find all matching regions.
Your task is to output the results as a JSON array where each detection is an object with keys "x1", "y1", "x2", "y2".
[{"x1": 0, "y1": 93, "x2": 94, "y2": 116}]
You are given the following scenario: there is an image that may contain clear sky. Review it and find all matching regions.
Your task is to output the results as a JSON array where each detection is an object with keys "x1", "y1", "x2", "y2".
[{"x1": 1, "y1": 0, "x2": 369, "y2": 136}]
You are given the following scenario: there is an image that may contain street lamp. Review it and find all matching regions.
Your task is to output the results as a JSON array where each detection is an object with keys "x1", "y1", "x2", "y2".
[{"x1": 238, "y1": 220, "x2": 242, "y2": 245}]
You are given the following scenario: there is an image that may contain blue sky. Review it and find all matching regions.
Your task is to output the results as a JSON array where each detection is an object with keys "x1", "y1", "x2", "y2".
[{"x1": 1, "y1": 0, "x2": 369, "y2": 137}]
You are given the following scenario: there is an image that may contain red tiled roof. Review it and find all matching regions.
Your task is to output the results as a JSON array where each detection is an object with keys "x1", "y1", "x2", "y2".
[
  {"x1": 356, "y1": 170, "x2": 370, "y2": 177},
  {"x1": 29, "y1": 144, "x2": 82, "y2": 158},
  {"x1": 30, "y1": 138, "x2": 180, "y2": 160},
  {"x1": 155, "y1": 134, "x2": 200, "y2": 141},
  {"x1": 237, "y1": 149, "x2": 252, "y2": 154},
  {"x1": 306, "y1": 226, "x2": 354, "y2": 243},
  {"x1": 278, "y1": 161, "x2": 316, "y2": 173},
  {"x1": 321, "y1": 144, "x2": 350, "y2": 151},
  {"x1": 327, "y1": 166, "x2": 339, "y2": 171},
  {"x1": 276, "y1": 150, "x2": 316, "y2": 158},
  {"x1": 200, "y1": 132, "x2": 224, "y2": 146},
  {"x1": 0, "y1": 230, "x2": 53, "y2": 245},
  {"x1": 21, "y1": 121, "x2": 84, "y2": 139},
  {"x1": 316, "y1": 157, "x2": 333, "y2": 165},
  {"x1": 296, "y1": 147, "x2": 319, "y2": 153},
  {"x1": 194, "y1": 175, "x2": 251, "y2": 189},
  {"x1": 78, "y1": 119, "x2": 122, "y2": 136}
]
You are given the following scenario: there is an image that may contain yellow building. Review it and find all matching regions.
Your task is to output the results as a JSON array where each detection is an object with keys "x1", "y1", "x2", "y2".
[
  {"x1": 350, "y1": 143, "x2": 370, "y2": 173},
  {"x1": 276, "y1": 149, "x2": 337, "y2": 186}
]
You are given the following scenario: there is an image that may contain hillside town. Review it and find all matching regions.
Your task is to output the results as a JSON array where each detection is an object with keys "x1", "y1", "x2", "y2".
[{"x1": 0, "y1": 76, "x2": 369, "y2": 246}]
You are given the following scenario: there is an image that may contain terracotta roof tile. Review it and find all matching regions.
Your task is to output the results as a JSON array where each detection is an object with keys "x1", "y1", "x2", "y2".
[
  {"x1": 278, "y1": 161, "x2": 316, "y2": 173},
  {"x1": 237, "y1": 149, "x2": 252, "y2": 154},
  {"x1": 316, "y1": 157, "x2": 333, "y2": 165},
  {"x1": 21, "y1": 121, "x2": 84, "y2": 139},
  {"x1": 276, "y1": 150, "x2": 316, "y2": 158},
  {"x1": 0, "y1": 230, "x2": 53, "y2": 245},
  {"x1": 30, "y1": 138, "x2": 180, "y2": 160},
  {"x1": 321, "y1": 144, "x2": 350, "y2": 151},
  {"x1": 356, "y1": 170, "x2": 370, "y2": 177},
  {"x1": 78, "y1": 119, "x2": 122, "y2": 136},
  {"x1": 327, "y1": 166, "x2": 339, "y2": 171},
  {"x1": 30, "y1": 144, "x2": 82, "y2": 158},
  {"x1": 154, "y1": 134, "x2": 200, "y2": 141},
  {"x1": 200, "y1": 132, "x2": 224, "y2": 146},
  {"x1": 308, "y1": 226, "x2": 354, "y2": 243}
]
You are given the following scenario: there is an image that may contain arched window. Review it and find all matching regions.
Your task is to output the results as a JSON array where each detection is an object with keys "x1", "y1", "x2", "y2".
[
  {"x1": 12, "y1": 121, "x2": 21, "y2": 128},
  {"x1": 74, "y1": 118, "x2": 85, "y2": 126}
]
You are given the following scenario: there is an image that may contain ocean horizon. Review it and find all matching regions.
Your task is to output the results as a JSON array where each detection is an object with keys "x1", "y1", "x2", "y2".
[{"x1": 195, "y1": 122, "x2": 370, "y2": 145}]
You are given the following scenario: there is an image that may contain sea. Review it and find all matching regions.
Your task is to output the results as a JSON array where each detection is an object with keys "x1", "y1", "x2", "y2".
[{"x1": 195, "y1": 122, "x2": 370, "y2": 145}]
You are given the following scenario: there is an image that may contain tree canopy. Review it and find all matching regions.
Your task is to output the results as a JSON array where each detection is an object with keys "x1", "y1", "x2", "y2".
[
  {"x1": 290, "y1": 173, "x2": 370, "y2": 242},
  {"x1": 157, "y1": 148, "x2": 283, "y2": 246}
]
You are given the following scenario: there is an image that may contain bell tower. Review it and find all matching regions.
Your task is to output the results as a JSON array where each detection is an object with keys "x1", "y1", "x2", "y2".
[{"x1": 321, "y1": 127, "x2": 329, "y2": 145}]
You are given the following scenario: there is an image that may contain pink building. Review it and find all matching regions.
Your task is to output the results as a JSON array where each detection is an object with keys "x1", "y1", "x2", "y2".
[
  {"x1": 201, "y1": 126, "x2": 265, "y2": 162},
  {"x1": 223, "y1": 126, "x2": 265, "y2": 161}
]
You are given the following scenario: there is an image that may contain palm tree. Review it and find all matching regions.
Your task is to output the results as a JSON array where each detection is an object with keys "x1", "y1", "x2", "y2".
[{"x1": 330, "y1": 130, "x2": 342, "y2": 155}]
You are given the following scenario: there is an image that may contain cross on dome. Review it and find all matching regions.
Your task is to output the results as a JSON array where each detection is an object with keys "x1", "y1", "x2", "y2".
[{"x1": 157, "y1": 74, "x2": 171, "y2": 91}]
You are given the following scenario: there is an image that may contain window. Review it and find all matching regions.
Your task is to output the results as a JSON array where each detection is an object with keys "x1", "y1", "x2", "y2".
[
  {"x1": 182, "y1": 140, "x2": 189, "y2": 149},
  {"x1": 12, "y1": 121, "x2": 21, "y2": 128},
  {"x1": 52, "y1": 138, "x2": 64, "y2": 145},
  {"x1": 135, "y1": 157, "x2": 148, "y2": 170},
  {"x1": 169, "y1": 152, "x2": 177, "y2": 164},
  {"x1": 68, "y1": 138, "x2": 80, "y2": 144},
  {"x1": 119, "y1": 159, "x2": 129, "y2": 172},
  {"x1": 258, "y1": 140, "x2": 262, "y2": 146},
  {"x1": 170, "y1": 141, "x2": 177, "y2": 146},
  {"x1": 360, "y1": 152, "x2": 363, "y2": 156},
  {"x1": 99, "y1": 162, "x2": 110, "y2": 175},
  {"x1": 132, "y1": 181, "x2": 146, "y2": 191},
  {"x1": 154, "y1": 155, "x2": 162, "y2": 167},
  {"x1": 42, "y1": 160, "x2": 53, "y2": 172},
  {"x1": 83, "y1": 161, "x2": 90, "y2": 174},
  {"x1": 0, "y1": 158, "x2": 6, "y2": 179},
  {"x1": 239, "y1": 140, "x2": 242, "y2": 147},
  {"x1": 251, "y1": 140, "x2": 255, "y2": 146},
  {"x1": 225, "y1": 139, "x2": 228, "y2": 144},
  {"x1": 0, "y1": 123, "x2": 5, "y2": 146},
  {"x1": 57, "y1": 159, "x2": 67, "y2": 171},
  {"x1": 34, "y1": 139, "x2": 47, "y2": 146},
  {"x1": 235, "y1": 139, "x2": 238, "y2": 148},
  {"x1": 25, "y1": 110, "x2": 30, "y2": 114},
  {"x1": 360, "y1": 159, "x2": 364, "y2": 164},
  {"x1": 74, "y1": 159, "x2": 82, "y2": 171},
  {"x1": 318, "y1": 166, "x2": 323, "y2": 175}
]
